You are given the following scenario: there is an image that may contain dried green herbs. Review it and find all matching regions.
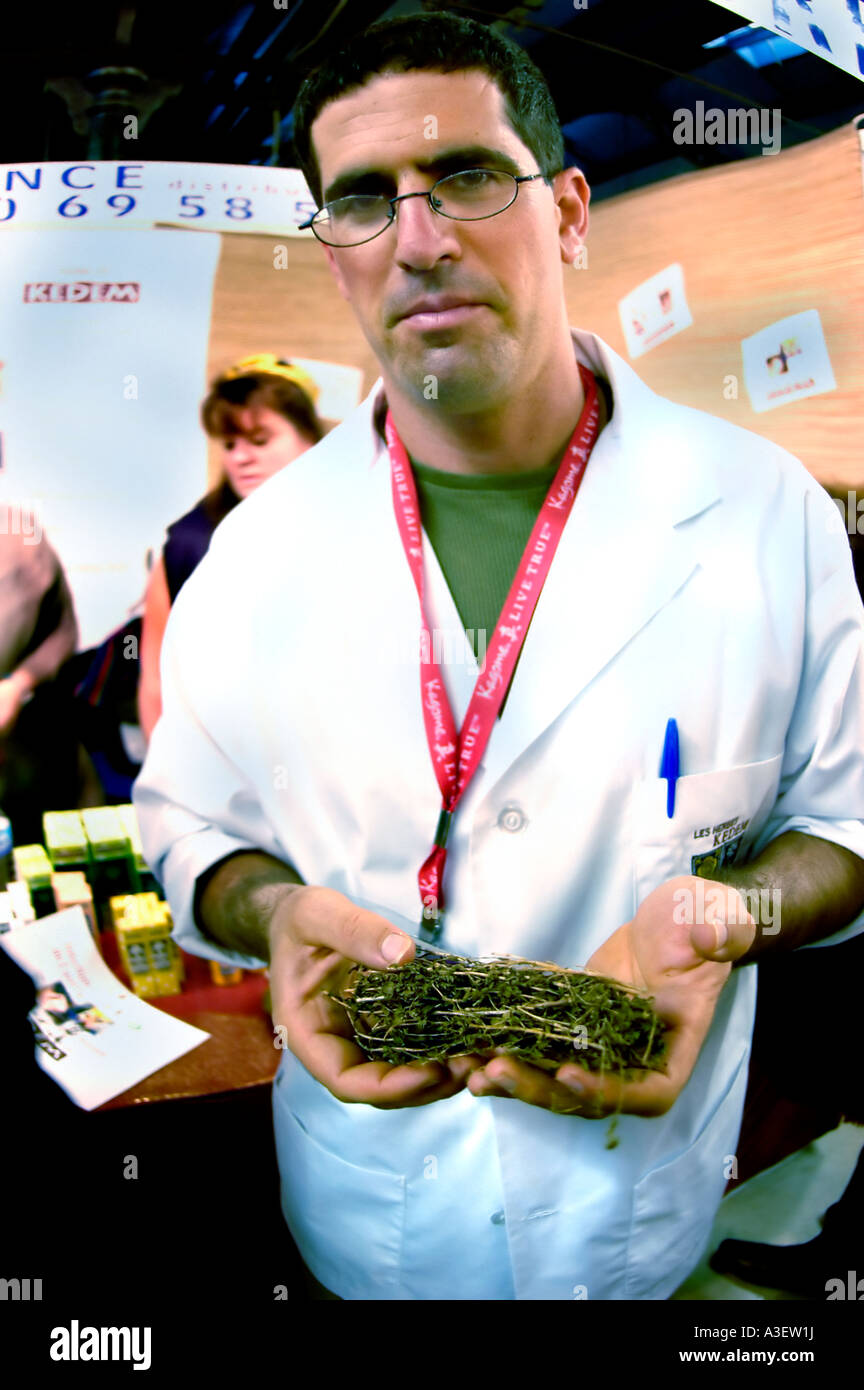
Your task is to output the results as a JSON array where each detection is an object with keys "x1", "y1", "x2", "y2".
[{"x1": 332, "y1": 953, "x2": 668, "y2": 1076}]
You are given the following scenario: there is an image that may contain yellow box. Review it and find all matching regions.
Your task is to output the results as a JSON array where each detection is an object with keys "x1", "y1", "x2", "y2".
[
  {"x1": 113, "y1": 892, "x2": 183, "y2": 997},
  {"x1": 13, "y1": 844, "x2": 53, "y2": 889},
  {"x1": 110, "y1": 891, "x2": 162, "y2": 933},
  {"x1": 118, "y1": 936, "x2": 183, "y2": 998}
]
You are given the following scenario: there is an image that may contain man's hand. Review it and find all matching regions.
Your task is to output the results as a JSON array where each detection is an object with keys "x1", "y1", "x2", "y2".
[
  {"x1": 269, "y1": 885, "x2": 480, "y2": 1108},
  {"x1": 468, "y1": 876, "x2": 755, "y2": 1117}
]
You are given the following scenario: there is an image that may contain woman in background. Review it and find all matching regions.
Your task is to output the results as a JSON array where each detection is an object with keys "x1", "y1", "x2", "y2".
[{"x1": 138, "y1": 355, "x2": 323, "y2": 739}]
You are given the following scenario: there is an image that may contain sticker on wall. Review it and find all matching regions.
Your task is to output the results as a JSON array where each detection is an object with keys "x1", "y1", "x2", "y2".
[
  {"x1": 617, "y1": 263, "x2": 693, "y2": 359},
  {"x1": 740, "y1": 309, "x2": 837, "y2": 413}
]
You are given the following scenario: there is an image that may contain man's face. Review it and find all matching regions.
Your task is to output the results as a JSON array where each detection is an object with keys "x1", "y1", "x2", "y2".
[{"x1": 310, "y1": 69, "x2": 587, "y2": 414}]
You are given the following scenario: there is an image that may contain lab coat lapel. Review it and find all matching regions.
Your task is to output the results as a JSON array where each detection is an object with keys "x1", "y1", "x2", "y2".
[{"x1": 476, "y1": 338, "x2": 723, "y2": 791}]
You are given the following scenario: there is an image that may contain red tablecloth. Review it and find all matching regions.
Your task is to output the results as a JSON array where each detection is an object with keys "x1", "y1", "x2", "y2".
[
  {"x1": 96, "y1": 932, "x2": 279, "y2": 1109},
  {"x1": 100, "y1": 929, "x2": 269, "y2": 1018}
]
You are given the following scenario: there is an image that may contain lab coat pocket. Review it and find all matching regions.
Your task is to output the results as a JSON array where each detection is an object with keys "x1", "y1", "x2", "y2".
[
  {"x1": 273, "y1": 1081, "x2": 407, "y2": 1299},
  {"x1": 631, "y1": 753, "x2": 784, "y2": 899},
  {"x1": 625, "y1": 1041, "x2": 750, "y2": 1298}
]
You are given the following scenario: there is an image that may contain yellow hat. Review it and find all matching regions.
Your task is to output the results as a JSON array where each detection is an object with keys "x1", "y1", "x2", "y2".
[{"x1": 219, "y1": 354, "x2": 320, "y2": 404}]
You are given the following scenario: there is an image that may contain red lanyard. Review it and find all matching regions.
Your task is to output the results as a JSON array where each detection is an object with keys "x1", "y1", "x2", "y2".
[{"x1": 386, "y1": 362, "x2": 600, "y2": 931}]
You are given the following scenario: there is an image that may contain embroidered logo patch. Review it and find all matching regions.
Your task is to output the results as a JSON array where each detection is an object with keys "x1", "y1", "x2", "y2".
[{"x1": 690, "y1": 815, "x2": 750, "y2": 877}]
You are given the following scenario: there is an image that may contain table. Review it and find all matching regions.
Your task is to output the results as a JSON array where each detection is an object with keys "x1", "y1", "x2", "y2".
[{"x1": 96, "y1": 931, "x2": 280, "y2": 1108}]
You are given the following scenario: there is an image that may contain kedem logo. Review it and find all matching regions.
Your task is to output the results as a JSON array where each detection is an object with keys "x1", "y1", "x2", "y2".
[
  {"x1": 690, "y1": 814, "x2": 750, "y2": 878},
  {"x1": 23, "y1": 281, "x2": 140, "y2": 303}
]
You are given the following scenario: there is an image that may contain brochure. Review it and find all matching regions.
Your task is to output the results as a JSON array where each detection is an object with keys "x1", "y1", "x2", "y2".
[{"x1": 1, "y1": 906, "x2": 210, "y2": 1109}]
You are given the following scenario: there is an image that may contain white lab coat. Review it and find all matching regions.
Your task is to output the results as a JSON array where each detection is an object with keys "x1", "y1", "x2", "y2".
[{"x1": 135, "y1": 329, "x2": 864, "y2": 1301}]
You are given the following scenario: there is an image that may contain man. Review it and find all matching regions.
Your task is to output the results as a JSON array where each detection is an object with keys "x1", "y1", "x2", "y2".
[
  {"x1": 1, "y1": 513, "x2": 79, "y2": 841},
  {"x1": 134, "y1": 14, "x2": 864, "y2": 1300},
  {"x1": 0, "y1": 514, "x2": 77, "y2": 737}
]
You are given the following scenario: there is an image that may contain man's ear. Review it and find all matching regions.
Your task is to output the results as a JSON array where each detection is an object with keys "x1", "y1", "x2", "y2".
[
  {"x1": 553, "y1": 166, "x2": 590, "y2": 267},
  {"x1": 322, "y1": 245, "x2": 352, "y2": 302}
]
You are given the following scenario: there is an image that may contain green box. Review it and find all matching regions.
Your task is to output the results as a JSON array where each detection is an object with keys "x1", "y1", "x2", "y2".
[
  {"x1": 115, "y1": 804, "x2": 146, "y2": 892},
  {"x1": 13, "y1": 845, "x2": 55, "y2": 918},
  {"x1": 80, "y1": 807, "x2": 129, "y2": 858},
  {"x1": 42, "y1": 810, "x2": 91, "y2": 875},
  {"x1": 80, "y1": 808, "x2": 135, "y2": 906},
  {"x1": 115, "y1": 804, "x2": 161, "y2": 895}
]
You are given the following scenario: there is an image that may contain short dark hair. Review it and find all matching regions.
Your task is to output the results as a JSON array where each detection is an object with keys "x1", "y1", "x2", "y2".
[
  {"x1": 202, "y1": 372, "x2": 323, "y2": 445},
  {"x1": 292, "y1": 12, "x2": 565, "y2": 207}
]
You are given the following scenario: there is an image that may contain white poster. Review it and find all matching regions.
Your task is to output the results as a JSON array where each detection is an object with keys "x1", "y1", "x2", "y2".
[
  {"x1": 0, "y1": 907, "x2": 209, "y2": 1111},
  {"x1": 0, "y1": 227, "x2": 220, "y2": 647},
  {"x1": 290, "y1": 358, "x2": 364, "y2": 421},
  {"x1": 740, "y1": 309, "x2": 837, "y2": 412},
  {"x1": 617, "y1": 263, "x2": 693, "y2": 359},
  {"x1": 0, "y1": 161, "x2": 317, "y2": 236},
  {"x1": 720, "y1": 1, "x2": 864, "y2": 82}
]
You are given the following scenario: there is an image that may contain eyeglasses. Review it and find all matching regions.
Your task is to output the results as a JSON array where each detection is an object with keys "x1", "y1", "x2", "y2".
[{"x1": 299, "y1": 167, "x2": 549, "y2": 247}]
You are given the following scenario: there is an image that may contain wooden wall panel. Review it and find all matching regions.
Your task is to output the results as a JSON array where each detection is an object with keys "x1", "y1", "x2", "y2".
[{"x1": 564, "y1": 123, "x2": 864, "y2": 490}]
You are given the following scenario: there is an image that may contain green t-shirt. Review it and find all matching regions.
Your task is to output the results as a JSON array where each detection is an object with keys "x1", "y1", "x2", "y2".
[
  {"x1": 411, "y1": 460, "x2": 559, "y2": 664},
  {"x1": 409, "y1": 378, "x2": 611, "y2": 665}
]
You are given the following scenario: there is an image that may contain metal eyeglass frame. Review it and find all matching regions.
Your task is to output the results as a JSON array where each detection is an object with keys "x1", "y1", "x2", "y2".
[{"x1": 298, "y1": 169, "x2": 550, "y2": 247}]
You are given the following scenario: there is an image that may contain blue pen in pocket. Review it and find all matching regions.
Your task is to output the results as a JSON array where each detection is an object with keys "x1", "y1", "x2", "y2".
[{"x1": 659, "y1": 718, "x2": 680, "y2": 819}]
